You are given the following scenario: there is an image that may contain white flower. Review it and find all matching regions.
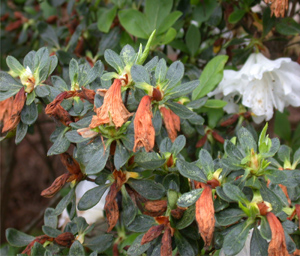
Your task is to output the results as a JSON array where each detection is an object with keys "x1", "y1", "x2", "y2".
[
  {"x1": 58, "y1": 179, "x2": 108, "y2": 227},
  {"x1": 209, "y1": 53, "x2": 300, "y2": 123}
]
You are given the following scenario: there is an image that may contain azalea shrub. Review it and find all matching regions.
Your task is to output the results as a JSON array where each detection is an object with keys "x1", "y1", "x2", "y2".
[{"x1": 1, "y1": 0, "x2": 300, "y2": 256}]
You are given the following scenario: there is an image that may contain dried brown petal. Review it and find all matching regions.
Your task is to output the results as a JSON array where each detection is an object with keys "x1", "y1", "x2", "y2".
[
  {"x1": 266, "y1": 212, "x2": 289, "y2": 256},
  {"x1": 141, "y1": 224, "x2": 165, "y2": 245},
  {"x1": 54, "y1": 232, "x2": 75, "y2": 247},
  {"x1": 60, "y1": 152, "x2": 81, "y2": 175},
  {"x1": 195, "y1": 184, "x2": 215, "y2": 246},
  {"x1": 220, "y1": 114, "x2": 239, "y2": 127},
  {"x1": 265, "y1": 0, "x2": 288, "y2": 17},
  {"x1": 212, "y1": 130, "x2": 225, "y2": 144},
  {"x1": 133, "y1": 95, "x2": 155, "y2": 152},
  {"x1": 113, "y1": 243, "x2": 119, "y2": 256},
  {"x1": 22, "y1": 235, "x2": 52, "y2": 255},
  {"x1": 5, "y1": 20, "x2": 23, "y2": 31},
  {"x1": 78, "y1": 87, "x2": 95, "y2": 104},
  {"x1": 196, "y1": 134, "x2": 207, "y2": 148},
  {"x1": 257, "y1": 202, "x2": 270, "y2": 216},
  {"x1": 41, "y1": 173, "x2": 72, "y2": 198},
  {"x1": 2, "y1": 87, "x2": 26, "y2": 133},
  {"x1": 77, "y1": 127, "x2": 98, "y2": 138},
  {"x1": 89, "y1": 79, "x2": 132, "y2": 128},
  {"x1": 144, "y1": 200, "x2": 168, "y2": 213},
  {"x1": 161, "y1": 228, "x2": 172, "y2": 256},
  {"x1": 279, "y1": 184, "x2": 291, "y2": 205},
  {"x1": 105, "y1": 199, "x2": 119, "y2": 232},
  {"x1": 160, "y1": 107, "x2": 180, "y2": 142},
  {"x1": 0, "y1": 97, "x2": 14, "y2": 125},
  {"x1": 171, "y1": 207, "x2": 185, "y2": 219}
]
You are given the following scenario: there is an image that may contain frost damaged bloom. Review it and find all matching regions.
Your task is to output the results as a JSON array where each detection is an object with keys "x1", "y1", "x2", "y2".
[
  {"x1": 195, "y1": 183, "x2": 215, "y2": 246},
  {"x1": 2, "y1": 87, "x2": 26, "y2": 133},
  {"x1": 133, "y1": 95, "x2": 155, "y2": 152},
  {"x1": 160, "y1": 106, "x2": 180, "y2": 142},
  {"x1": 266, "y1": 212, "x2": 290, "y2": 256},
  {"x1": 264, "y1": 0, "x2": 288, "y2": 17},
  {"x1": 89, "y1": 79, "x2": 132, "y2": 129},
  {"x1": 209, "y1": 53, "x2": 300, "y2": 123}
]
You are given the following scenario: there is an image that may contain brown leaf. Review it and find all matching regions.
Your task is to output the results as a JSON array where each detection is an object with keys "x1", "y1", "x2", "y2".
[
  {"x1": 54, "y1": 232, "x2": 75, "y2": 247},
  {"x1": 195, "y1": 184, "x2": 215, "y2": 246},
  {"x1": 133, "y1": 95, "x2": 155, "y2": 152},
  {"x1": 161, "y1": 228, "x2": 172, "y2": 256},
  {"x1": 89, "y1": 79, "x2": 132, "y2": 128},
  {"x1": 211, "y1": 130, "x2": 224, "y2": 144},
  {"x1": 160, "y1": 107, "x2": 180, "y2": 142},
  {"x1": 60, "y1": 152, "x2": 81, "y2": 175},
  {"x1": 141, "y1": 224, "x2": 164, "y2": 245},
  {"x1": 196, "y1": 134, "x2": 207, "y2": 148},
  {"x1": 0, "y1": 97, "x2": 14, "y2": 125},
  {"x1": 279, "y1": 184, "x2": 291, "y2": 205},
  {"x1": 41, "y1": 173, "x2": 72, "y2": 198},
  {"x1": 220, "y1": 114, "x2": 239, "y2": 127},
  {"x1": 2, "y1": 87, "x2": 26, "y2": 133},
  {"x1": 266, "y1": 212, "x2": 289, "y2": 256}
]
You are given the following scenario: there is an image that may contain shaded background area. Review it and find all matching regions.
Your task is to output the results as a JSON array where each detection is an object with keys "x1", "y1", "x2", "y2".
[{"x1": 0, "y1": 113, "x2": 64, "y2": 244}]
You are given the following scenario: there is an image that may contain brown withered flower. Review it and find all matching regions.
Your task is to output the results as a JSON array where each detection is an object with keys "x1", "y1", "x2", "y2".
[
  {"x1": 22, "y1": 235, "x2": 53, "y2": 255},
  {"x1": 161, "y1": 227, "x2": 173, "y2": 256},
  {"x1": 160, "y1": 106, "x2": 180, "y2": 142},
  {"x1": 141, "y1": 224, "x2": 165, "y2": 245},
  {"x1": 133, "y1": 95, "x2": 155, "y2": 152},
  {"x1": 144, "y1": 200, "x2": 168, "y2": 217},
  {"x1": 266, "y1": 212, "x2": 290, "y2": 256},
  {"x1": 2, "y1": 87, "x2": 26, "y2": 133},
  {"x1": 195, "y1": 183, "x2": 215, "y2": 247},
  {"x1": 89, "y1": 79, "x2": 132, "y2": 129},
  {"x1": 41, "y1": 153, "x2": 83, "y2": 198},
  {"x1": 54, "y1": 232, "x2": 75, "y2": 248},
  {"x1": 264, "y1": 0, "x2": 288, "y2": 17},
  {"x1": 0, "y1": 97, "x2": 14, "y2": 127}
]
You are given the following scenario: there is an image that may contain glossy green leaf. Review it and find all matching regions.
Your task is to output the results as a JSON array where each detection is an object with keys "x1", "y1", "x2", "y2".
[{"x1": 97, "y1": 6, "x2": 117, "y2": 33}]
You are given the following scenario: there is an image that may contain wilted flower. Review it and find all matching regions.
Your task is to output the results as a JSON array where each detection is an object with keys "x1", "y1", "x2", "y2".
[
  {"x1": 195, "y1": 183, "x2": 215, "y2": 246},
  {"x1": 0, "y1": 97, "x2": 14, "y2": 128},
  {"x1": 264, "y1": 0, "x2": 288, "y2": 17},
  {"x1": 133, "y1": 95, "x2": 155, "y2": 152},
  {"x1": 266, "y1": 212, "x2": 289, "y2": 256},
  {"x1": 210, "y1": 53, "x2": 300, "y2": 123},
  {"x1": 2, "y1": 87, "x2": 26, "y2": 133},
  {"x1": 89, "y1": 79, "x2": 132, "y2": 129},
  {"x1": 160, "y1": 106, "x2": 180, "y2": 142}
]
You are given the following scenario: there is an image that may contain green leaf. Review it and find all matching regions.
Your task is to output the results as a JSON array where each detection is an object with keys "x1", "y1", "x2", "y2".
[
  {"x1": 262, "y1": 7, "x2": 275, "y2": 36},
  {"x1": 174, "y1": 231, "x2": 195, "y2": 256},
  {"x1": 165, "y1": 101, "x2": 195, "y2": 119},
  {"x1": 155, "y1": 59, "x2": 167, "y2": 84},
  {"x1": 259, "y1": 216, "x2": 271, "y2": 240},
  {"x1": 85, "y1": 144, "x2": 110, "y2": 175},
  {"x1": 134, "y1": 152, "x2": 165, "y2": 170},
  {"x1": 69, "y1": 241, "x2": 85, "y2": 256},
  {"x1": 118, "y1": 9, "x2": 149, "y2": 39},
  {"x1": 177, "y1": 189, "x2": 203, "y2": 208},
  {"x1": 51, "y1": 76, "x2": 69, "y2": 91},
  {"x1": 185, "y1": 24, "x2": 200, "y2": 57},
  {"x1": 223, "y1": 220, "x2": 254, "y2": 256},
  {"x1": 215, "y1": 208, "x2": 246, "y2": 226},
  {"x1": 121, "y1": 187, "x2": 137, "y2": 226},
  {"x1": 20, "y1": 102, "x2": 38, "y2": 125},
  {"x1": 224, "y1": 140, "x2": 244, "y2": 160},
  {"x1": 84, "y1": 234, "x2": 114, "y2": 253},
  {"x1": 176, "y1": 159, "x2": 207, "y2": 182},
  {"x1": 15, "y1": 122, "x2": 28, "y2": 144},
  {"x1": 222, "y1": 183, "x2": 249, "y2": 205},
  {"x1": 69, "y1": 59, "x2": 79, "y2": 87},
  {"x1": 6, "y1": 56, "x2": 25, "y2": 75},
  {"x1": 78, "y1": 184, "x2": 108, "y2": 211},
  {"x1": 157, "y1": 11, "x2": 182, "y2": 34},
  {"x1": 114, "y1": 142, "x2": 130, "y2": 170},
  {"x1": 274, "y1": 111, "x2": 291, "y2": 141},
  {"x1": 104, "y1": 49, "x2": 125, "y2": 74},
  {"x1": 0, "y1": 72, "x2": 23, "y2": 101},
  {"x1": 37, "y1": 22, "x2": 59, "y2": 48},
  {"x1": 171, "y1": 135, "x2": 186, "y2": 156},
  {"x1": 127, "y1": 214, "x2": 156, "y2": 232},
  {"x1": 65, "y1": 130, "x2": 90, "y2": 143},
  {"x1": 260, "y1": 181, "x2": 283, "y2": 214},
  {"x1": 44, "y1": 208, "x2": 57, "y2": 229},
  {"x1": 176, "y1": 205, "x2": 196, "y2": 230},
  {"x1": 167, "y1": 80, "x2": 199, "y2": 100},
  {"x1": 277, "y1": 145, "x2": 291, "y2": 163},
  {"x1": 6, "y1": 228, "x2": 35, "y2": 247},
  {"x1": 199, "y1": 149, "x2": 214, "y2": 176},
  {"x1": 204, "y1": 99, "x2": 227, "y2": 108},
  {"x1": 26, "y1": 91, "x2": 36, "y2": 105},
  {"x1": 47, "y1": 127, "x2": 71, "y2": 156},
  {"x1": 228, "y1": 9, "x2": 246, "y2": 24},
  {"x1": 35, "y1": 85, "x2": 50, "y2": 97},
  {"x1": 192, "y1": 55, "x2": 228, "y2": 100},
  {"x1": 165, "y1": 61, "x2": 184, "y2": 89},
  {"x1": 97, "y1": 6, "x2": 117, "y2": 33},
  {"x1": 237, "y1": 127, "x2": 257, "y2": 153},
  {"x1": 193, "y1": 0, "x2": 218, "y2": 23},
  {"x1": 131, "y1": 64, "x2": 151, "y2": 85},
  {"x1": 250, "y1": 227, "x2": 268, "y2": 256},
  {"x1": 120, "y1": 45, "x2": 136, "y2": 67},
  {"x1": 42, "y1": 226, "x2": 62, "y2": 238},
  {"x1": 127, "y1": 179, "x2": 165, "y2": 200},
  {"x1": 31, "y1": 242, "x2": 46, "y2": 255},
  {"x1": 53, "y1": 188, "x2": 75, "y2": 215},
  {"x1": 276, "y1": 18, "x2": 300, "y2": 35},
  {"x1": 265, "y1": 169, "x2": 286, "y2": 184},
  {"x1": 127, "y1": 234, "x2": 152, "y2": 256},
  {"x1": 159, "y1": 27, "x2": 177, "y2": 45}
]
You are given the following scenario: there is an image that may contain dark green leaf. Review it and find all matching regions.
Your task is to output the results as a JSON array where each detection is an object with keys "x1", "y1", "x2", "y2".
[
  {"x1": 104, "y1": 49, "x2": 125, "y2": 74},
  {"x1": 65, "y1": 130, "x2": 90, "y2": 143},
  {"x1": 0, "y1": 72, "x2": 22, "y2": 101},
  {"x1": 44, "y1": 208, "x2": 57, "y2": 229},
  {"x1": 265, "y1": 169, "x2": 286, "y2": 184},
  {"x1": 114, "y1": 142, "x2": 130, "y2": 170},
  {"x1": 85, "y1": 144, "x2": 110, "y2": 175},
  {"x1": 165, "y1": 101, "x2": 195, "y2": 119},
  {"x1": 122, "y1": 187, "x2": 137, "y2": 226},
  {"x1": 166, "y1": 61, "x2": 184, "y2": 89},
  {"x1": 274, "y1": 111, "x2": 291, "y2": 141},
  {"x1": 223, "y1": 183, "x2": 249, "y2": 204},
  {"x1": 174, "y1": 231, "x2": 195, "y2": 256},
  {"x1": 42, "y1": 226, "x2": 62, "y2": 238},
  {"x1": 171, "y1": 135, "x2": 186, "y2": 156},
  {"x1": 134, "y1": 152, "x2": 165, "y2": 170},
  {"x1": 228, "y1": 9, "x2": 246, "y2": 24},
  {"x1": 185, "y1": 24, "x2": 200, "y2": 57},
  {"x1": 155, "y1": 59, "x2": 167, "y2": 83},
  {"x1": 127, "y1": 179, "x2": 165, "y2": 200},
  {"x1": 6, "y1": 228, "x2": 34, "y2": 247},
  {"x1": 250, "y1": 227, "x2": 268, "y2": 256},
  {"x1": 97, "y1": 6, "x2": 117, "y2": 33},
  {"x1": 47, "y1": 127, "x2": 71, "y2": 156},
  {"x1": 176, "y1": 205, "x2": 195, "y2": 230},
  {"x1": 260, "y1": 181, "x2": 283, "y2": 214},
  {"x1": 15, "y1": 122, "x2": 28, "y2": 144},
  {"x1": 78, "y1": 184, "x2": 108, "y2": 211},
  {"x1": 215, "y1": 208, "x2": 246, "y2": 226},
  {"x1": 53, "y1": 188, "x2": 75, "y2": 215},
  {"x1": 6, "y1": 56, "x2": 24, "y2": 75},
  {"x1": 127, "y1": 233, "x2": 152, "y2": 256},
  {"x1": 127, "y1": 214, "x2": 156, "y2": 232},
  {"x1": 69, "y1": 240, "x2": 85, "y2": 256},
  {"x1": 199, "y1": 149, "x2": 214, "y2": 175},
  {"x1": 176, "y1": 159, "x2": 207, "y2": 182},
  {"x1": 177, "y1": 189, "x2": 202, "y2": 208},
  {"x1": 84, "y1": 234, "x2": 114, "y2": 252},
  {"x1": 21, "y1": 102, "x2": 38, "y2": 125},
  {"x1": 276, "y1": 18, "x2": 300, "y2": 35},
  {"x1": 168, "y1": 80, "x2": 199, "y2": 100},
  {"x1": 237, "y1": 127, "x2": 257, "y2": 153}
]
